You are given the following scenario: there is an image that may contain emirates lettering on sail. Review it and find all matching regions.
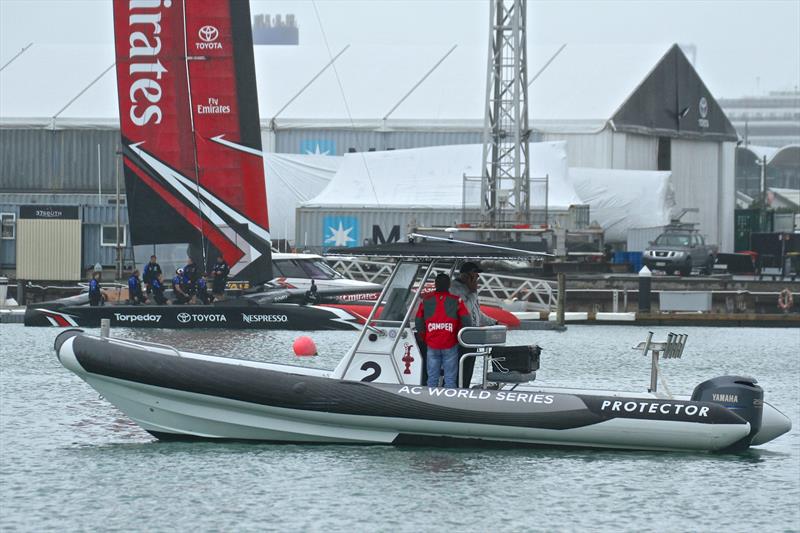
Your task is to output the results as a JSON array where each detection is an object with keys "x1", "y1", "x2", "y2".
[
  {"x1": 113, "y1": 0, "x2": 272, "y2": 283},
  {"x1": 127, "y1": 0, "x2": 170, "y2": 126}
]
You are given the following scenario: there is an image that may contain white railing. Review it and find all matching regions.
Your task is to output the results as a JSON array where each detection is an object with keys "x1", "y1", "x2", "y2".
[
  {"x1": 328, "y1": 258, "x2": 397, "y2": 284},
  {"x1": 477, "y1": 272, "x2": 556, "y2": 311},
  {"x1": 327, "y1": 257, "x2": 556, "y2": 311}
]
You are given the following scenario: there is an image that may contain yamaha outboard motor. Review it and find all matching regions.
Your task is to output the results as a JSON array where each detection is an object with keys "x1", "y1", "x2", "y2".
[{"x1": 691, "y1": 375, "x2": 763, "y2": 451}]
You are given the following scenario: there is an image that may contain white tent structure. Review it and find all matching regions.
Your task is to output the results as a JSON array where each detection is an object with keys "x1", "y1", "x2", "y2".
[
  {"x1": 264, "y1": 153, "x2": 342, "y2": 241},
  {"x1": 568, "y1": 167, "x2": 675, "y2": 243},
  {"x1": 303, "y1": 142, "x2": 577, "y2": 209},
  {"x1": 296, "y1": 142, "x2": 583, "y2": 249}
]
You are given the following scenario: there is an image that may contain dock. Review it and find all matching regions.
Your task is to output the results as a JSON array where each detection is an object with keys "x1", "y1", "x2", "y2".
[
  {"x1": 0, "y1": 308, "x2": 25, "y2": 324},
  {"x1": 518, "y1": 311, "x2": 800, "y2": 328}
]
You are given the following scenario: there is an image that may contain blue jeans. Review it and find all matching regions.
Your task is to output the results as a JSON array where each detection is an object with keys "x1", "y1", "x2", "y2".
[{"x1": 426, "y1": 346, "x2": 460, "y2": 388}]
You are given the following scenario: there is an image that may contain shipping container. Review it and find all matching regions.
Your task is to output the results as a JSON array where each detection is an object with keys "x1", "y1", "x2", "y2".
[
  {"x1": 16, "y1": 206, "x2": 82, "y2": 280},
  {"x1": 295, "y1": 206, "x2": 580, "y2": 253}
]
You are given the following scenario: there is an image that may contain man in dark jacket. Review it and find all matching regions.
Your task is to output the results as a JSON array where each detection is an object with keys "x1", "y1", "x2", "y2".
[
  {"x1": 172, "y1": 268, "x2": 190, "y2": 304},
  {"x1": 128, "y1": 269, "x2": 146, "y2": 305},
  {"x1": 196, "y1": 276, "x2": 211, "y2": 304},
  {"x1": 211, "y1": 254, "x2": 229, "y2": 299},
  {"x1": 450, "y1": 262, "x2": 496, "y2": 387},
  {"x1": 88, "y1": 271, "x2": 104, "y2": 306},
  {"x1": 151, "y1": 272, "x2": 167, "y2": 305},
  {"x1": 142, "y1": 255, "x2": 162, "y2": 294},
  {"x1": 415, "y1": 273, "x2": 471, "y2": 388}
]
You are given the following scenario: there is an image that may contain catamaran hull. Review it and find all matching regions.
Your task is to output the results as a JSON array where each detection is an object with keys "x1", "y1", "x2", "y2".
[
  {"x1": 56, "y1": 331, "x2": 791, "y2": 452},
  {"x1": 26, "y1": 303, "x2": 360, "y2": 330}
]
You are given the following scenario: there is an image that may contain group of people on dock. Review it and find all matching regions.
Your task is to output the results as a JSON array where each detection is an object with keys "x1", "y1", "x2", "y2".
[
  {"x1": 415, "y1": 262, "x2": 496, "y2": 389},
  {"x1": 88, "y1": 254, "x2": 230, "y2": 306}
]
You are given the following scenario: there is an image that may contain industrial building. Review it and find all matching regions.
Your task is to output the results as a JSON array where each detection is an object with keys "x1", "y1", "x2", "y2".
[
  {"x1": 1, "y1": 41, "x2": 742, "y2": 278},
  {"x1": 719, "y1": 90, "x2": 800, "y2": 148}
]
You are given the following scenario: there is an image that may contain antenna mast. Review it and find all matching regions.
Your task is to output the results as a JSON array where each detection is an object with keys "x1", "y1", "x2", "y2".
[{"x1": 480, "y1": 0, "x2": 530, "y2": 227}]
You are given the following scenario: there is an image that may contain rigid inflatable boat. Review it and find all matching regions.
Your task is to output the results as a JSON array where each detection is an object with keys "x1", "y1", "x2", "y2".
[{"x1": 55, "y1": 240, "x2": 792, "y2": 452}]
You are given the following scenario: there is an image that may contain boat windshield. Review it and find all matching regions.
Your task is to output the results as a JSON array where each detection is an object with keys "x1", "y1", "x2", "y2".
[
  {"x1": 299, "y1": 259, "x2": 343, "y2": 280},
  {"x1": 379, "y1": 262, "x2": 423, "y2": 323},
  {"x1": 273, "y1": 259, "x2": 342, "y2": 280},
  {"x1": 654, "y1": 234, "x2": 691, "y2": 247}
]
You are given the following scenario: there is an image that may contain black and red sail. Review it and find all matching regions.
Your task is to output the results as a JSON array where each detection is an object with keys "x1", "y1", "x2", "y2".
[{"x1": 112, "y1": 0, "x2": 271, "y2": 282}]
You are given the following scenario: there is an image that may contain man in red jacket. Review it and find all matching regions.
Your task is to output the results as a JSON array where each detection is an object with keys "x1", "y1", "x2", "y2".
[{"x1": 415, "y1": 273, "x2": 471, "y2": 388}]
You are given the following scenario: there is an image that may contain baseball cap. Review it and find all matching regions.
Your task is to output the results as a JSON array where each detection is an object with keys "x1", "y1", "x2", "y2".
[{"x1": 460, "y1": 262, "x2": 483, "y2": 275}]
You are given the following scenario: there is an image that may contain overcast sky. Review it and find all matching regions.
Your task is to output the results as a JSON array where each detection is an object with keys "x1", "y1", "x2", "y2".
[{"x1": 1, "y1": 0, "x2": 798, "y2": 99}]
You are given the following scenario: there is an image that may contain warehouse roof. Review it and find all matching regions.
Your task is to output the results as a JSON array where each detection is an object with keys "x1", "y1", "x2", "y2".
[
  {"x1": 738, "y1": 144, "x2": 800, "y2": 167},
  {"x1": 1, "y1": 42, "x2": 735, "y2": 139}
]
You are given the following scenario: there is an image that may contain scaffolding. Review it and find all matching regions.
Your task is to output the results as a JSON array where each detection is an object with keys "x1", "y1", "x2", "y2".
[{"x1": 480, "y1": 0, "x2": 530, "y2": 227}]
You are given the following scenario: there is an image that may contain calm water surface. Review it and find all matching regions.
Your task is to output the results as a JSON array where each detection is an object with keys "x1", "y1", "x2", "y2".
[{"x1": 1, "y1": 324, "x2": 798, "y2": 532}]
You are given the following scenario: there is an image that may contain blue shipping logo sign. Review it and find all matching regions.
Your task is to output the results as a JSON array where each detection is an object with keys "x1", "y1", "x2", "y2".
[
  {"x1": 300, "y1": 139, "x2": 336, "y2": 155},
  {"x1": 323, "y1": 216, "x2": 359, "y2": 248}
]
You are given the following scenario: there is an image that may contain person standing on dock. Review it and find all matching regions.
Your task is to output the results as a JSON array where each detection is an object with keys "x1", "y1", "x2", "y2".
[
  {"x1": 450, "y1": 262, "x2": 496, "y2": 387},
  {"x1": 211, "y1": 254, "x2": 229, "y2": 300},
  {"x1": 142, "y1": 255, "x2": 162, "y2": 295},
  {"x1": 415, "y1": 273, "x2": 471, "y2": 388},
  {"x1": 88, "y1": 271, "x2": 104, "y2": 307}
]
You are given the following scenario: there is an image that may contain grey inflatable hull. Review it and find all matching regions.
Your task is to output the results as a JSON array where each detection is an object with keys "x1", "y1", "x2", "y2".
[{"x1": 55, "y1": 331, "x2": 791, "y2": 452}]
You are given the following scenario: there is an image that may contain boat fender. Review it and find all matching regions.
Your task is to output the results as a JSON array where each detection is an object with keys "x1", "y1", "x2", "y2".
[
  {"x1": 54, "y1": 328, "x2": 84, "y2": 354},
  {"x1": 293, "y1": 336, "x2": 317, "y2": 356},
  {"x1": 691, "y1": 375, "x2": 763, "y2": 451}
]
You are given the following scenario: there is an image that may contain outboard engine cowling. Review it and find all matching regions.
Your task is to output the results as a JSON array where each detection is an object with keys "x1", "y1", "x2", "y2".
[{"x1": 691, "y1": 375, "x2": 763, "y2": 450}]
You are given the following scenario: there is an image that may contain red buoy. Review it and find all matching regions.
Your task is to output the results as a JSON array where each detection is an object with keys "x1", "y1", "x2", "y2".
[{"x1": 293, "y1": 336, "x2": 317, "y2": 356}]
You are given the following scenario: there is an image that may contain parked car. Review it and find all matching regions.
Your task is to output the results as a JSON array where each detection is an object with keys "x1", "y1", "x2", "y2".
[{"x1": 643, "y1": 230, "x2": 717, "y2": 276}]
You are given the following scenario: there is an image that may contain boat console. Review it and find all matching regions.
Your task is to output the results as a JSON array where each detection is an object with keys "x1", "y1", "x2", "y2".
[{"x1": 457, "y1": 326, "x2": 541, "y2": 388}]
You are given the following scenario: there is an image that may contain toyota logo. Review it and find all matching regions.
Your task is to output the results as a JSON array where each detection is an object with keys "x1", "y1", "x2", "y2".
[
  {"x1": 698, "y1": 97, "x2": 709, "y2": 119},
  {"x1": 198, "y1": 25, "x2": 219, "y2": 42},
  {"x1": 177, "y1": 312, "x2": 191, "y2": 323}
]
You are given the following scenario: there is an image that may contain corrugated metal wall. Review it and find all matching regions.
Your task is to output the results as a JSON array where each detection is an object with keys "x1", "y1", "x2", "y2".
[
  {"x1": 624, "y1": 134, "x2": 658, "y2": 170},
  {"x1": 0, "y1": 129, "x2": 122, "y2": 191},
  {"x1": 627, "y1": 226, "x2": 666, "y2": 251},
  {"x1": 540, "y1": 130, "x2": 613, "y2": 168},
  {"x1": 82, "y1": 204, "x2": 133, "y2": 268},
  {"x1": 717, "y1": 142, "x2": 736, "y2": 252},
  {"x1": 274, "y1": 129, "x2": 482, "y2": 155},
  {"x1": 0, "y1": 192, "x2": 125, "y2": 205},
  {"x1": 81, "y1": 224, "x2": 131, "y2": 268},
  {"x1": 671, "y1": 139, "x2": 721, "y2": 245},
  {"x1": 16, "y1": 219, "x2": 82, "y2": 280}
]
